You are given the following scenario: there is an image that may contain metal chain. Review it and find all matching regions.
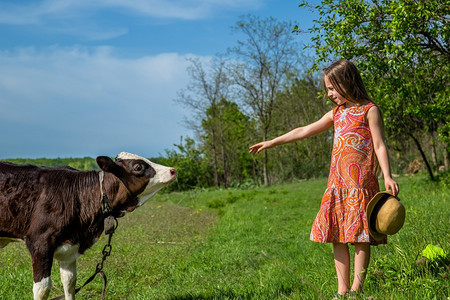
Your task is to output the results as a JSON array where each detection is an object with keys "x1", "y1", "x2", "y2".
[
  {"x1": 51, "y1": 220, "x2": 117, "y2": 300},
  {"x1": 51, "y1": 172, "x2": 118, "y2": 300}
]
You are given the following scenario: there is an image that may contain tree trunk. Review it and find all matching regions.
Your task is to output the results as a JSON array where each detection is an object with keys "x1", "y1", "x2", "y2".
[
  {"x1": 252, "y1": 159, "x2": 258, "y2": 185},
  {"x1": 431, "y1": 137, "x2": 438, "y2": 174},
  {"x1": 262, "y1": 129, "x2": 270, "y2": 186},
  {"x1": 444, "y1": 148, "x2": 449, "y2": 171},
  {"x1": 409, "y1": 133, "x2": 435, "y2": 181},
  {"x1": 263, "y1": 150, "x2": 269, "y2": 186},
  {"x1": 211, "y1": 128, "x2": 219, "y2": 188},
  {"x1": 221, "y1": 143, "x2": 228, "y2": 188}
]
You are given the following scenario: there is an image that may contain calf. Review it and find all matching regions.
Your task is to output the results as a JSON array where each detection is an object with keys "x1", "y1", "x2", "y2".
[{"x1": 0, "y1": 152, "x2": 176, "y2": 300}]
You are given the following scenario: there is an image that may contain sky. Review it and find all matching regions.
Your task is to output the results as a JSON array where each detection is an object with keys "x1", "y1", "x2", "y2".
[{"x1": 0, "y1": 0, "x2": 318, "y2": 159}]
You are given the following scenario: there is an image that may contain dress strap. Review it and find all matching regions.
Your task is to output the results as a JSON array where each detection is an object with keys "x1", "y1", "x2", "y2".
[
  {"x1": 362, "y1": 102, "x2": 376, "y2": 123},
  {"x1": 333, "y1": 104, "x2": 343, "y2": 117},
  {"x1": 364, "y1": 102, "x2": 375, "y2": 112}
]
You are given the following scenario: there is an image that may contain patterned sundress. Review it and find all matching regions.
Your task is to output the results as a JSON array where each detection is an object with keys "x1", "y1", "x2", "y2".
[{"x1": 310, "y1": 102, "x2": 386, "y2": 245}]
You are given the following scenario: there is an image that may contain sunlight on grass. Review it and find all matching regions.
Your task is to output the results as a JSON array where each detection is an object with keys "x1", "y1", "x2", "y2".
[{"x1": 0, "y1": 176, "x2": 448, "y2": 299}]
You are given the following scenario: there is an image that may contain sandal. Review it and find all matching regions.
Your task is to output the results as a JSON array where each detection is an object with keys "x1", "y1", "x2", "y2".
[
  {"x1": 347, "y1": 290, "x2": 363, "y2": 299},
  {"x1": 332, "y1": 293, "x2": 345, "y2": 300}
]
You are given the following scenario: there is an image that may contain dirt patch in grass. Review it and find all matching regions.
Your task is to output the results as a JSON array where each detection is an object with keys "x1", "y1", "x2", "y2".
[{"x1": 116, "y1": 201, "x2": 218, "y2": 245}]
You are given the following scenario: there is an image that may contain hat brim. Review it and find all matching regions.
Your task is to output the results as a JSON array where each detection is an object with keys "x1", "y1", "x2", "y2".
[{"x1": 366, "y1": 192, "x2": 396, "y2": 241}]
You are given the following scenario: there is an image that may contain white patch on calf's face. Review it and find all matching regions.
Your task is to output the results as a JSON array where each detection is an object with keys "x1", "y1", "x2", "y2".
[
  {"x1": 116, "y1": 152, "x2": 176, "y2": 205},
  {"x1": 116, "y1": 152, "x2": 146, "y2": 161}
]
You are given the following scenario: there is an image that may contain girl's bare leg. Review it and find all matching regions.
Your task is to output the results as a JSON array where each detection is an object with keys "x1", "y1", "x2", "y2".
[
  {"x1": 333, "y1": 243, "x2": 350, "y2": 295},
  {"x1": 351, "y1": 243, "x2": 371, "y2": 292}
]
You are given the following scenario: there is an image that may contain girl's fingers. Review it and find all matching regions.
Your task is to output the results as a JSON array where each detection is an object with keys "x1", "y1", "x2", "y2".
[
  {"x1": 393, "y1": 183, "x2": 399, "y2": 196},
  {"x1": 249, "y1": 144, "x2": 262, "y2": 153},
  {"x1": 249, "y1": 141, "x2": 272, "y2": 153},
  {"x1": 249, "y1": 143, "x2": 265, "y2": 153},
  {"x1": 386, "y1": 181, "x2": 399, "y2": 196}
]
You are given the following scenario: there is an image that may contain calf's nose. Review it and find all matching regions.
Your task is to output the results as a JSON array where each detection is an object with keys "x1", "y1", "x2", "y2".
[{"x1": 170, "y1": 168, "x2": 177, "y2": 177}]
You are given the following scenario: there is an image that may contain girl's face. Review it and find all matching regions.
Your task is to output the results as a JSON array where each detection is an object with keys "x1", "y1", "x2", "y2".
[{"x1": 324, "y1": 75, "x2": 349, "y2": 106}]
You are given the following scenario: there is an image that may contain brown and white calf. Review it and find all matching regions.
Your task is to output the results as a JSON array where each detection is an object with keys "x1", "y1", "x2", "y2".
[{"x1": 0, "y1": 152, "x2": 176, "y2": 300}]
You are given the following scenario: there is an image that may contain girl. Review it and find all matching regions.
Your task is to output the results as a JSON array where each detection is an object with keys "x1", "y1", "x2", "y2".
[{"x1": 249, "y1": 60, "x2": 399, "y2": 298}]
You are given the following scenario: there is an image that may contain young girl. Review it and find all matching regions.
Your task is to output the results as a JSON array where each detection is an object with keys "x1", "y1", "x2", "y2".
[{"x1": 249, "y1": 60, "x2": 399, "y2": 298}]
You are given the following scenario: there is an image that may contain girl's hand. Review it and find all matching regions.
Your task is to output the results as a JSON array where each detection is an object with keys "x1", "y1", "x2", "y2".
[
  {"x1": 249, "y1": 141, "x2": 274, "y2": 154},
  {"x1": 384, "y1": 177, "x2": 399, "y2": 196}
]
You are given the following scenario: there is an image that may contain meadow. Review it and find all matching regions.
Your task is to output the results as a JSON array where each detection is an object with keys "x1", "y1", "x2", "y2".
[{"x1": 0, "y1": 175, "x2": 448, "y2": 299}]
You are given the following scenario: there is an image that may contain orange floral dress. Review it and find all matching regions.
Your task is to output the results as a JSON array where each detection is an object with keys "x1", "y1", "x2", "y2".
[{"x1": 310, "y1": 102, "x2": 386, "y2": 244}]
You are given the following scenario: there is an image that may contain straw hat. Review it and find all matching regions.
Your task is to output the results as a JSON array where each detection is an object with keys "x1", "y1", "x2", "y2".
[{"x1": 366, "y1": 191, "x2": 406, "y2": 241}]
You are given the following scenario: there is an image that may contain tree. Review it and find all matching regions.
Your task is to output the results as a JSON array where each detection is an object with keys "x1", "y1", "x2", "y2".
[
  {"x1": 176, "y1": 57, "x2": 230, "y2": 187},
  {"x1": 228, "y1": 15, "x2": 302, "y2": 185},
  {"x1": 298, "y1": 0, "x2": 449, "y2": 179},
  {"x1": 158, "y1": 137, "x2": 213, "y2": 191},
  {"x1": 201, "y1": 99, "x2": 254, "y2": 187},
  {"x1": 270, "y1": 73, "x2": 332, "y2": 181}
]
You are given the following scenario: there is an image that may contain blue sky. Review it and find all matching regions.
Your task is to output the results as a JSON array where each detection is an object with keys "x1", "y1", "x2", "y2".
[{"x1": 0, "y1": 0, "x2": 318, "y2": 159}]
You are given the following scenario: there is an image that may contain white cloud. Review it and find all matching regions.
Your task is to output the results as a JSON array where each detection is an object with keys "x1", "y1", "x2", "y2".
[
  {"x1": 0, "y1": 0, "x2": 264, "y2": 24},
  {"x1": 98, "y1": 0, "x2": 264, "y2": 19},
  {"x1": 0, "y1": 0, "x2": 264, "y2": 42},
  {"x1": 0, "y1": 46, "x2": 211, "y2": 158}
]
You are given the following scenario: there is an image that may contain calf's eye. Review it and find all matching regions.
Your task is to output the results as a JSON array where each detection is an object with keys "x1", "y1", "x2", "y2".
[{"x1": 134, "y1": 164, "x2": 143, "y2": 172}]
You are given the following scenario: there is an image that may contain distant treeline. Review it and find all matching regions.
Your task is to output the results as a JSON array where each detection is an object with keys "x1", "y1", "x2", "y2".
[{"x1": 1, "y1": 157, "x2": 99, "y2": 171}]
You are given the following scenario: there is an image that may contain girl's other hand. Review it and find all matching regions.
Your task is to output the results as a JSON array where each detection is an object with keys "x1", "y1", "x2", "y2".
[
  {"x1": 384, "y1": 177, "x2": 399, "y2": 196},
  {"x1": 249, "y1": 141, "x2": 273, "y2": 154}
]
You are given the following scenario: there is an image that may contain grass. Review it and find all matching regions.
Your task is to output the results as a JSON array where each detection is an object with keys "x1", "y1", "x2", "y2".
[{"x1": 0, "y1": 175, "x2": 448, "y2": 299}]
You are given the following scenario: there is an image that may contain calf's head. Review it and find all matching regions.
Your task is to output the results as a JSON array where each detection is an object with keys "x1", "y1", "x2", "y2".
[{"x1": 96, "y1": 152, "x2": 176, "y2": 215}]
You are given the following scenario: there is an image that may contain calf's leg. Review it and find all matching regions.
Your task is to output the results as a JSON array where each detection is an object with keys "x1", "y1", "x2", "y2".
[
  {"x1": 55, "y1": 243, "x2": 80, "y2": 300},
  {"x1": 59, "y1": 260, "x2": 77, "y2": 300},
  {"x1": 33, "y1": 277, "x2": 52, "y2": 300},
  {"x1": 28, "y1": 241, "x2": 54, "y2": 300},
  {"x1": 31, "y1": 254, "x2": 53, "y2": 300}
]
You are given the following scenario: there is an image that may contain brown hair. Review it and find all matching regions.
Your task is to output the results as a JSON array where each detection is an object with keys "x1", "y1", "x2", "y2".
[{"x1": 323, "y1": 60, "x2": 371, "y2": 104}]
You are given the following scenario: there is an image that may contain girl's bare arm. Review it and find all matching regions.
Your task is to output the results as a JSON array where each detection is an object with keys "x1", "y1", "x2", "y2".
[
  {"x1": 368, "y1": 106, "x2": 399, "y2": 196},
  {"x1": 249, "y1": 110, "x2": 334, "y2": 154}
]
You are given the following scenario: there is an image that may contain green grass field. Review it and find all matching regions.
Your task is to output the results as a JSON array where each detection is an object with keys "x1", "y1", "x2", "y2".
[{"x1": 0, "y1": 175, "x2": 448, "y2": 299}]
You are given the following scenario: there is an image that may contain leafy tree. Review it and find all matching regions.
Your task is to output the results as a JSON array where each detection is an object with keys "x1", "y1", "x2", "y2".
[
  {"x1": 228, "y1": 15, "x2": 302, "y2": 185},
  {"x1": 297, "y1": 0, "x2": 449, "y2": 179},
  {"x1": 176, "y1": 57, "x2": 230, "y2": 187},
  {"x1": 158, "y1": 137, "x2": 213, "y2": 191},
  {"x1": 269, "y1": 73, "x2": 332, "y2": 181},
  {"x1": 201, "y1": 99, "x2": 254, "y2": 187}
]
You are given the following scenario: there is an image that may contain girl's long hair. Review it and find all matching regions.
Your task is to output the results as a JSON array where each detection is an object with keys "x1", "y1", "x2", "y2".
[{"x1": 323, "y1": 60, "x2": 372, "y2": 105}]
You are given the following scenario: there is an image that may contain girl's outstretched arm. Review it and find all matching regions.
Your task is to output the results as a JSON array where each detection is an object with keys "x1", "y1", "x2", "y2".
[
  {"x1": 368, "y1": 105, "x2": 399, "y2": 196},
  {"x1": 249, "y1": 110, "x2": 334, "y2": 154}
]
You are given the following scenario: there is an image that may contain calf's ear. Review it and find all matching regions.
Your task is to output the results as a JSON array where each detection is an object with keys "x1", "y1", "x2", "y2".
[{"x1": 96, "y1": 156, "x2": 123, "y2": 177}]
